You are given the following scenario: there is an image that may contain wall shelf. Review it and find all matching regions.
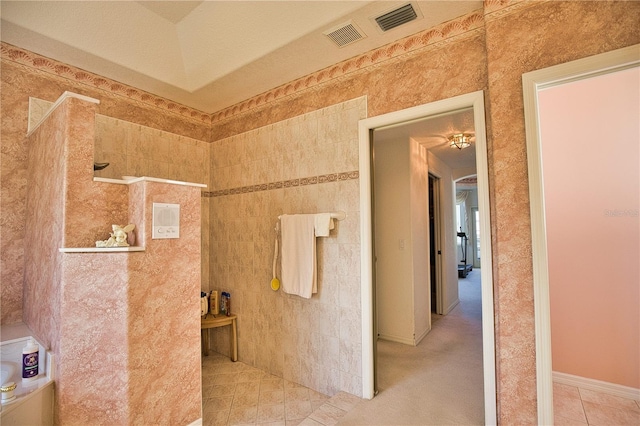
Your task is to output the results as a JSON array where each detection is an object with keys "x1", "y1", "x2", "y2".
[{"x1": 59, "y1": 246, "x2": 145, "y2": 253}]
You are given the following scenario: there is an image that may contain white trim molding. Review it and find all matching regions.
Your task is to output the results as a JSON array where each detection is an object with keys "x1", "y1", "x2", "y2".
[
  {"x1": 553, "y1": 372, "x2": 640, "y2": 402},
  {"x1": 358, "y1": 90, "x2": 496, "y2": 424}
]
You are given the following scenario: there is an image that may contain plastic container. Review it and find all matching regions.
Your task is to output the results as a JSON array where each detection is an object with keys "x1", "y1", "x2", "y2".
[
  {"x1": 220, "y1": 292, "x2": 231, "y2": 316},
  {"x1": 21, "y1": 338, "x2": 39, "y2": 381}
]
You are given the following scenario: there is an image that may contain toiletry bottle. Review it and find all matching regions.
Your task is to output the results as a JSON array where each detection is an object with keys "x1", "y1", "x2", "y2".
[
  {"x1": 226, "y1": 293, "x2": 231, "y2": 316},
  {"x1": 220, "y1": 293, "x2": 227, "y2": 315},
  {"x1": 22, "y1": 338, "x2": 39, "y2": 381}
]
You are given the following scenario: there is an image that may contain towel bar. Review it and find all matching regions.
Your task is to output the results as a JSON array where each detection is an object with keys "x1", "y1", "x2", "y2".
[{"x1": 277, "y1": 211, "x2": 346, "y2": 221}]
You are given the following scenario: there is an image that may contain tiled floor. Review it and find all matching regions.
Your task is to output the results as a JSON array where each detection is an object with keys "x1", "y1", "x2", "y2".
[
  {"x1": 201, "y1": 352, "x2": 362, "y2": 426},
  {"x1": 554, "y1": 382, "x2": 640, "y2": 425},
  {"x1": 203, "y1": 351, "x2": 640, "y2": 425}
]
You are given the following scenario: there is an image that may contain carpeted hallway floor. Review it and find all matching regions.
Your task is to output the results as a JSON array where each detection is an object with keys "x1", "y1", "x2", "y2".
[{"x1": 338, "y1": 269, "x2": 485, "y2": 425}]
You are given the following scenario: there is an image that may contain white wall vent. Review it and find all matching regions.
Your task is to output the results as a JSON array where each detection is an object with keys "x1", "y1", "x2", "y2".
[
  {"x1": 323, "y1": 20, "x2": 366, "y2": 48},
  {"x1": 374, "y1": 3, "x2": 419, "y2": 32}
]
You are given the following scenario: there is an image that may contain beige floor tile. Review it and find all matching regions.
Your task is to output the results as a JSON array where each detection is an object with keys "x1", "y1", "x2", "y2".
[
  {"x1": 285, "y1": 380, "x2": 306, "y2": 389},
  {"x1": 579, "y1": 388, "x2": 640, "y2": 411},
  {"x1": 204, "y1": 383, "x2": 237, "y2": 398},
  {"x1": 233, "y1": 390, "x2": 260, "y2": 408},
  {"x1": 204, "y1": 395, "x2": 234, "y2": 413},
  {"x1": 210, "y1": 372, "x2": 241, "y2": 385},
  {"x1": 311, "y1": 400, "x2": 326, "y2": 411},
  {"x1": 297, "y1": 418, "x2": 323, "y2": 426},
  {"x1": 257, "y1": 404, "x2": 286, "y2": 423},
  {"x1": 554, "y1": 382, "x2": 582, "y2": 400},
  {"x1": 325, "y1": 391, "x2": 361, "y2": 411},
  {"x1": 261, "y1": 378, "x2": 285, "y2": 392},
  {"x1": 203, "y1": 409, "x2": 231, "y2": 426},
  {"x1": 308, "y1": 389, "x2": 329, "y2": 403},
  {"x1": 285, "y1": 387, "x2": 311, "y2": 403},
  {"x1": 308, "y1": 403, "x2": 347, "y2": 426},
  {"x1": 285, "y1": 400, "x2": 313, "y2": 420},
  {"x1": 236, "y1": 381, "x2": 261, "y2": 395},
  {"x1": 229, "y1": 405, "x2": 258, "y2": 425},
  {"x1": 583, "y1": 401, "x2": 640, "y2": 426},
  {"x1": 260, "y1": 389, "x2": 285, "y2": 405},
  {"x1": 554, "y1": 414, "x2": 588, "y2": 425},
  {"x1": 554, "y1": 392, "x2": 587, "y2": 423},
  {"x1": 239, "y1": 369, "x2": 267, "y2": 382}
]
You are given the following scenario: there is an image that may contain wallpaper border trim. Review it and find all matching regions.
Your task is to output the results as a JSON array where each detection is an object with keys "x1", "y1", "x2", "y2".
[
  {"x1": 0, "y1": 2, "x2": 533, "y2": 126},
  {"x1": 204, "y1": 171, "x2": 359, "y2": 198}
]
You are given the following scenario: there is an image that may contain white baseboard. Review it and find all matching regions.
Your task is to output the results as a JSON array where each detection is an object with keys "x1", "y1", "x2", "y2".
[
  {"x1": 553, "y1": 371, "x2": 640, "y2": 401},
  {"x1": 378, "y1": 333, "x2": 415, "y2": 346},
  {"x1": 445, "y1": 298, "x2": 460, "y2": 315},
  {"x1": 187, "y1": 417, "x2": 202, "y2": 426},
  {"x1": 414, "y1": 327, "x2": 430, "y2": 345}
]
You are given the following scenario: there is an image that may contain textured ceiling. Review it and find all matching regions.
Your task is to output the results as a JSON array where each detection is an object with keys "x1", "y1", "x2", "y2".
[{"x1": 0, "y1": 1, "x2": 481, "y2": 114}]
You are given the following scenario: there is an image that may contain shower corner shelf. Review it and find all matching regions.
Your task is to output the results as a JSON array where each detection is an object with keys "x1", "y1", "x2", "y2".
[{"x1": 59, "y1": 246, "x2": 145, "y2": 253}]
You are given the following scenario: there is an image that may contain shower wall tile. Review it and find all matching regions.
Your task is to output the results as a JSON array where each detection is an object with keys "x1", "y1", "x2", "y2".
[
  {"x1": 208, "y1": 98, "x2": 365, "y2": 398},
  {"x1": 94, "y1": 114, "x2": 209, "y2": 186},
  {"x1": 27, "y1": 97, "x2": 53, "y2": 131}
]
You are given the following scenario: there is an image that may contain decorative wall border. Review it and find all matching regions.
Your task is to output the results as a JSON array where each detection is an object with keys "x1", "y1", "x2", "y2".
[
  {"x1": 203, "y1": 171, "x2": 359, "y2": 198},
  {"x1": 0, "y1": 3, "x2": 509, "y2": 128},
  {"x1": 0, "y1": 42, "x2": 211, "y2": 125},
  {"x1": 484, "y1": 0, "x2": 546, "y2": 22},
  {"x1": 210, "y1": 9, "x2": 485, "y2": 124}
]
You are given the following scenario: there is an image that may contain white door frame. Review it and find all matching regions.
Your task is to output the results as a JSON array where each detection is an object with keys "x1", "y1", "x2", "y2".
[
  {"x1": 523, "y1": 44, "x2": 640, "y2": 425},
  {"x1": 358, "y1": 90, "x2": 497, "y2": 424}
]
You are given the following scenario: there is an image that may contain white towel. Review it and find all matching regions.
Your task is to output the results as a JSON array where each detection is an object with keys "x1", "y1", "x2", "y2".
[
  {"x1": 314, "y1": 213, "x2": 334, "y2": 237},
  {"x1": 280, "y1": 214, "x2": 317, "y2": 298}
]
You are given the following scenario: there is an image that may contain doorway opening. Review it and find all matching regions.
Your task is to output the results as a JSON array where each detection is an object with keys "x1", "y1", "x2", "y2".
[
  {"x1": 358, "y1": 90, "x2": 496, "y2": 424},
  {"x1": 523, "y1": 44, "x2": 640, "y2": 424}
]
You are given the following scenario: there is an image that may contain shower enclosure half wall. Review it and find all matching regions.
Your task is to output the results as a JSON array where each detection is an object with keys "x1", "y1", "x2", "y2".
[{"x1": 23, "y1": 91, "x2": 204, "y2": 424}]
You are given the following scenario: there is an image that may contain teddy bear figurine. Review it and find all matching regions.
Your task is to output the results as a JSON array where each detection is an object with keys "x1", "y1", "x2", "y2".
[{"x1": 96, "y1": 224, "x2": 135, "y2": 247}]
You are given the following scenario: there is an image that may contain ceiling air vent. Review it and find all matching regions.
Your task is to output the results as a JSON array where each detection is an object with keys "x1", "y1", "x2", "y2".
[
  {"x1": 324, "y1": 20, "x2": 366, "y2": 48},
  {"x1": 374, "y1": 3, "x2": 418, "y2": 32}
]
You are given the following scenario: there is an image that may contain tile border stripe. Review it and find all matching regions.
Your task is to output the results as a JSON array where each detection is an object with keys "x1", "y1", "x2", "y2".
[{"x1": 202, "y1": 171, "x2": 359, "y2": 198}]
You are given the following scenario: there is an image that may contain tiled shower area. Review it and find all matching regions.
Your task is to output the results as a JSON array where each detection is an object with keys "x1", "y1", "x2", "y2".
[
  {"x1": 205, "y1": 98, "x2": 366, "y2": 397},
  {"x1": 202, "y1": 353, "x2": 362, "y2": 425}
]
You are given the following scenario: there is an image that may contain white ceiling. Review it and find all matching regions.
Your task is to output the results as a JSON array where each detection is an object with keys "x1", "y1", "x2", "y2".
[
  {"x1": 0, "y1": 0, "x2": 481, "y2": 114},
  {"x1": 374, "y1": 108, "x2": 477, "y2": 173}
]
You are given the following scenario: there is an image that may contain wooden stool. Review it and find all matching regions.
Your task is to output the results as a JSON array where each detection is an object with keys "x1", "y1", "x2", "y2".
[{"x1": 201, "y1": 314, "x2": 237, "y2": 361}]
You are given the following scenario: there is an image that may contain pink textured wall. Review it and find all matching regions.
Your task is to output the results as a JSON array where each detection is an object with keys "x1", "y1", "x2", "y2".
[
  {"x1": 23, "y1": 96, "x2": 201, "y2": 424},
  {"x1": 484, "y1": 1, "x2": 639, "y2": 421},
  {"x1": 126, "y1": 180, "x2": 202, "y2": 425},
  {"x1": 0, "y1": 53, "x2": 209, "y2": 325},
  {"x1": 23, "y1": 96, "x2": 129, "y2": 356},
  {"x1": 539, "y1": 67, "x2": 640, "y2": 388},
  {"x1": 1, "y1": 1, "x2": 639, "y2": 423}
]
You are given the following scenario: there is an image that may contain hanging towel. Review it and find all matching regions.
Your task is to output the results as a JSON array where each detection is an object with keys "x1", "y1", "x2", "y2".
[
  {"x1": 314, "y1": 213, "x2": 334, "y2": 237},
  {"x1": 280, "y1": 214, "x2": 318, "y2": 298}
]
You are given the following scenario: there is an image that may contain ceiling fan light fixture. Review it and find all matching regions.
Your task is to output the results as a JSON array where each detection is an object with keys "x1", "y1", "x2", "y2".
[{"x1": 448, "y1": 133, "x2": 472, "y2": 149}]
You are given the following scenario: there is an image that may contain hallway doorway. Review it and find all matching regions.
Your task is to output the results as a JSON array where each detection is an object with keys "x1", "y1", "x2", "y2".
[
  {"x1": 340, "y1": 268, "x2": 484, "y2": 424},
  {"x1": 359, "y1": 90, "x2": 496, "y2": 424}
]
